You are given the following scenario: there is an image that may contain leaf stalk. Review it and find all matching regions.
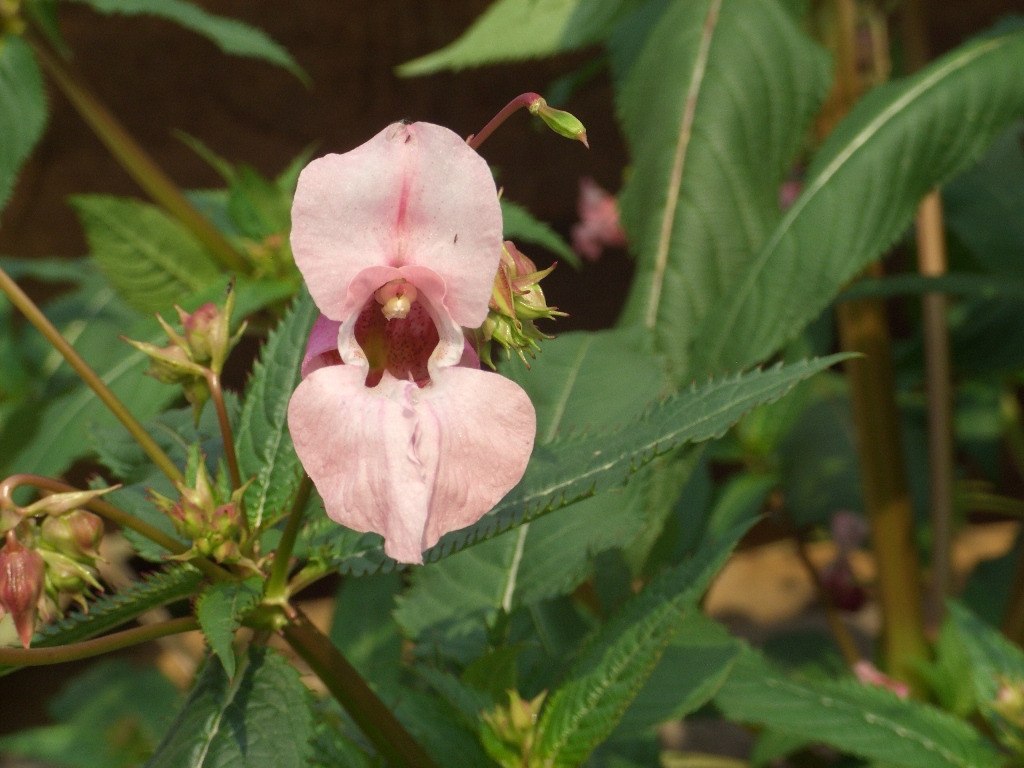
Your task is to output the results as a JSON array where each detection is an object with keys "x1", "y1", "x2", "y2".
[{"x1": 264, "y1": 473, "x2": 312, "y2": 602}]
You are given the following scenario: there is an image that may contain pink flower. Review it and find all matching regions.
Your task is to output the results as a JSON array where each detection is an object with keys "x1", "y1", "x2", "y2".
[
  {"x1": 853, "y1": 660, "x2": 910, "y2": 700},
  {"x1": 571, "y1": 177, "x2": 626, "y2": 262},
  {"x1": 286, "y1": 122, "x2": 537, "y2": 565}
]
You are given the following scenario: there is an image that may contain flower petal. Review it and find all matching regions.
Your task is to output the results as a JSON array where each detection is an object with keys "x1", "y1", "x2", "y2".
[
  {"x1": 287, "y1": 366, "x2": 535, "y2": 564},
  {"x1": 302, "y1": 314, "x2": 342, "y2": 378},
  {"x1": 291, "y1": 122, "x2": 503, "y2": 328}
]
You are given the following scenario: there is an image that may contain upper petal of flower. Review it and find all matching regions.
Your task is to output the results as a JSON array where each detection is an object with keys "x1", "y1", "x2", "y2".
[
  {"x1": 287, "y1": 365, "x2": 536, "y2": 564},
  {"x1": 290, "y1": 122, "x2": 503, "y2": 328}
]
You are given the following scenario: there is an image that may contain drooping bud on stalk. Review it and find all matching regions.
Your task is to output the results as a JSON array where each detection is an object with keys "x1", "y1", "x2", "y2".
[
  {"x1": 21, "y1": 487, "x2": 115, "y2": 520},
  {"x1": 475, "y1": 241, "x2": 566, "y2": 369},
  {"x1": 0, "y1": 530, "x2": 45, "y2": 648},
  {"x1": 527, "y1": 97, "x2": 589, "y2": 148}
]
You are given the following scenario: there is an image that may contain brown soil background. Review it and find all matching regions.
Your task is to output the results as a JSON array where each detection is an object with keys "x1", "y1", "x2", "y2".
[{"x1": 0, "y1": 0, "x2": 1021, "y2": 743}]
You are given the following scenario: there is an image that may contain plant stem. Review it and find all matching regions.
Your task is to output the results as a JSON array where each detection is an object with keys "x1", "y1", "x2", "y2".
[
  {"x1": 264, "y1": 474, "x2": 312, "y2": 602},
  {"x1": 0, "y1": 474, "x2": 232, "y2": 581},
  {"x1": 0, "y1": 266, "x2": 183, "y2": 484},
  {"x1": 468, "y1": 92, "x2": 543, "y2": 150},
  {"x1": 901, "y1": 0, "x2": 955, "y2": 635},
  {"x1": 282, "y1": 608, "x2": 438, "y2": 768},
  {"x1": 823, "y1": 0, "x2": 928, "y2": 689},
  {"x1": 205, "y1": 371, "x2": 247, "y2": 536},
  {"x1": 0, "y1": 617, "x2": 198, "y2": 666},
  {"x1": 26, "y1": 33, "x2": 249, "y2": 274}
]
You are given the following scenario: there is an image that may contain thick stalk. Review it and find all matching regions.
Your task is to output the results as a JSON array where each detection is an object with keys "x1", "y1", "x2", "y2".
[
  {"x1": 902, "y1": 0, "x2": 955, "y2": 634},
  {"x1": 825, "y1": 0, "x2": 928, "y2": 687},
  {"x1": 0, "y1": 474, "x2": 231, "y2": 581},
  {"x1": 0, "y1": 617, "x2": 198, "y2": 666},
  {"x1": 837, "y1": 294, "x2": 929, "y2": 685},
  {"x1": 0, "y1": 267, "x2": 182, "y2": 483},
  {"x1": 26, "y1": 34, "x2": 249, "y2": 274},
  {"x1": 264, "y1": 474, "x2": 312, "y2": 602},
  {"x1": 282, "y1": 608, "x2": 438, "y2": 768}
]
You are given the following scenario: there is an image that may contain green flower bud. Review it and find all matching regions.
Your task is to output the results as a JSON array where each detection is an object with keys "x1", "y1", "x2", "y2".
[{"x1": 527, "y1": 97, "x2": 589, "y2": 148}]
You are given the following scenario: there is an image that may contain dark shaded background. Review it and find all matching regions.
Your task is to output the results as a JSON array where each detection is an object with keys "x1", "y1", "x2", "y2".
[{"x1": 0, "y1": 0, "x2": 1020, "y2": 740}]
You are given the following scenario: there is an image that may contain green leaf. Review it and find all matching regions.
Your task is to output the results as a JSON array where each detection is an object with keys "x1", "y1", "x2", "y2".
[
  {"x1": 947, "y1": 601, "x2": 1024, "y2": 743},
  {"x1": 613, "y1": 612, "x2": 741, "y2": 737},
  {"x1": 840, "y1": 272, "x2": 1024, "y2": 302},
  {"x1": 394, "y1": 329, "x2": 669, "y2": 637},
  {"x1": 71, "y1": 195, "x2": 223, "y2": 314},
  {"x1": 0, "y1": 35, "x2": 48, "y2": 211},
  {"x1": 692, "y1": 22, "x2": 1024, "y2": 375},
  {"x1": 195, "y1": 577, "x2": 264, "y2": 679},
  {"x1": 0, "y1": 565, "x2": 202, "y2": 677},
  {"x1": 228, "y1": 165, "x2": 292, "y2": 240},
  {"x1": 613, "y1": 0, "x2": 830, "y2": 381},
  {"x1": 501, "y1": 199, "x2": 581, "y2": 269},
  {"x1": 0, "y1": 660, "x2": 181, "y2": 768},
  {"x1": 944, "y1": 120, "x2": 1024, "y2": 280},
  {"x1": 337, "y1": 354, "x2": 847, "y2": 575},
  {"x1": 396, "y1": 0, "x2": 637, "y2": 76},
  {"x1": 714, "y1": 649, "x2": 1001, "y2": 768},
  {"x1": 328, "y1": 572, "x2": 404, "y2": 689},
  {"x1": 68, "y1": 0, "x2": 307, "y2": 83},
  {"x1": 236, "y1": 289, "x2": 317, "y2": 528},
  {"x1": 147, "y1": 647, "x2": 313, "y2": 768},
  {"x1": 533, "y1": 520, "x2": 751, "y2": 766}
]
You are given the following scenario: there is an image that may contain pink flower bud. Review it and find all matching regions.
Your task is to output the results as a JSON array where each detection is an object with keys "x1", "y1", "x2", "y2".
[
  {"x1": 0, "y1": 530, "x2": 45, "y2": 648},
  {"x1": 40, "y1": 509, "x2": 105, "y2": 561}
]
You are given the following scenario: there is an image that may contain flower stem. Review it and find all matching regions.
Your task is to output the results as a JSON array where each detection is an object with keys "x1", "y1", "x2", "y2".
[
  {"x1": 0, "y1": 266, "x2": 183, "y2": 484},
  {"x1": 468, "y1": 92, "x2": 543, "y2": 150},
  {"x1": 205, "y1": 371, "x2": 248, "y2": 539},
  {"x1": 26, "y1": 32, "x2": 249, "y2": 274},
  {"x1": 282, "y1": 608, "x2": 438, "y2": 768},
  {"x1": 793, "y1": 534, "x2": 862, "y2": 668},
  {"x1": 0, "y1": 617, "x2": 198, "y2": 666},
  {"x1": 0, "y1": 474, "x2": 231, "y2": 582},
  {"x1": 264, "y1": 474, "x2": 312, "y2": 602}
]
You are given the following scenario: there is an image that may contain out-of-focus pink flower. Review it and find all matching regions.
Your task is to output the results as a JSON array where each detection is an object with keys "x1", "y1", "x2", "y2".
[
  {"x1": 854, "y1": 660, "x2": 910, "y2": 700},
  {"x1": 286, "y1": 122, "x2": 537, "y2": 565},
  {"x1": 571, "y1": 177, "x2": 626, "y2": 262}
]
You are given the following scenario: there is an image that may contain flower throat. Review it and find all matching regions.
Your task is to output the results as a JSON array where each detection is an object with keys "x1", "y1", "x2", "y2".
[{"x1": 354, "y1": 279, "x2": 439, "y2": 387}]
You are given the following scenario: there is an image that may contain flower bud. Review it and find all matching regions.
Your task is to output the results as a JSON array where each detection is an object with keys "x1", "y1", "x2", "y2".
[
  {"x1": 124, "y1": 338, "x2": 206, "y2": 384},
  {"x1": 40, "y1": 549, "x2": 103, "y2": 596},
  {"x1": 22, "y1": 487, "x2": 114, "y2": 520},
  {"x1": 176, "y1": 284, "x2": 243, "y2": 374},
  {"x1": 0, "y1": 530, "x2": 45, "y2": 648},
  {"x1": 527, "y1": 97, "x2": 589, "y2": 148},
  {"x1": 39, "y1": 509, "x2": 104, "y2": 561},
  {"x1": 480, "y1": 689, "x2": 547, "y2": 764}
]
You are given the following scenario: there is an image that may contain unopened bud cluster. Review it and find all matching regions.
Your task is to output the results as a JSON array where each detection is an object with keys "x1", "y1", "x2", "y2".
[
  {"x1": 0, "y1": 487, "x2": 112, "y2": 647},
  {"x1": 480, "y1": 690, "x2": 547, "y2": 768},
  {"x1": 476, "y1": 241, "x2": 565, "y2": 368},
  {"x1": 123, "y1": 284, "x2": 245, "y2": 419},
  {"x1": 150, "y1": 449, "x2": 248, "y2": 564}
]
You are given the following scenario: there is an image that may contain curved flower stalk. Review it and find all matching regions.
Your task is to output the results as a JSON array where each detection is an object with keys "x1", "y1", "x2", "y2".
[{"x1": 287, "y1": 122, "x2": 537, "y2": 565}]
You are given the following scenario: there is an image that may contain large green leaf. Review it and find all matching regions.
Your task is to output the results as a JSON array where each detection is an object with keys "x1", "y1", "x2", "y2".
[
  {"x1": 394, "y1": 329, "x2": 669, "y2": 638},
  {"x1": 336, "y1": 354, "x2": 848, "y2": 575},
  {"x1": 0, "y1": 35, "x2": 48, "y2": 211},
  {"x1": 397, "y1": 0, "x2": 635, "y2": 76},
  {"x1": 0, "y1": 565, "x2": 202, "y2": 677},
  {"x1": 532, "y1": 520, "x2": 751, "y2": 766},
  {"x1": 71, "y1": 195, "x2": 222, "y2": 314},
  {"x1": 68, "y1": 0, "x2": 307, "y2": 82},
  {"x1": 947, "y1": 600, "x2": 1024, "y2": 748},
  {"x1": 147, "y1": 647, "x2": 313, "y2": 768},
  {"x1": 944, "y1": 120, "x2": 1024, "y2": 281},
  {"x1": 195, "y1": 577, "x2": 264, "y2": 679},
  {"x1": 613, "y1": 0, "x2": 830, "y2": 381},
  {"x1": 715, "y1": 649, "x2": 1001, "y2": 768},
  {"x1": 692, "y1": 22, "x2": 1024, "y2": 375},
  {"x1": 236, "y1": 290, "x2": 316, "y2": 528}
]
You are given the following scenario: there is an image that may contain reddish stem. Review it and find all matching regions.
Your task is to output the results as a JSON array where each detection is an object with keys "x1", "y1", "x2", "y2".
[{"x1": 468, "y1": 92, "x2": 543, "y2": 150}]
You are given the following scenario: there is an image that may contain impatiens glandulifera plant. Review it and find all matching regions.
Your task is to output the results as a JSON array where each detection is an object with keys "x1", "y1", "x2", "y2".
[{"x1": 4, "y1": 0, "x2": 1024, "y2": 766}]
